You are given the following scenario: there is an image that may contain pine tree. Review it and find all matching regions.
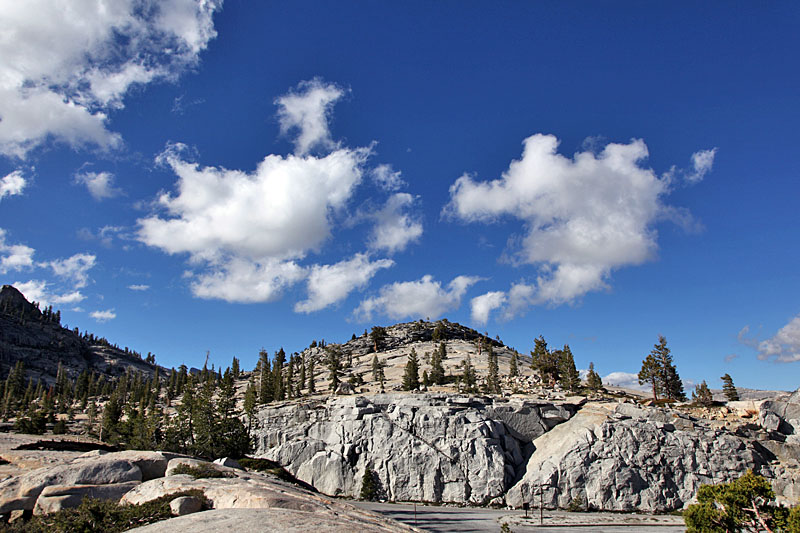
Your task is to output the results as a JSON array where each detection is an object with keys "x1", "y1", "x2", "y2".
[
  {"x1": 460, "y1": 353, "x2": 477, "y2": 393},
  {"x1": 509, "y1": 351, "x2": 519, "y2": 378},
  {"x1": 371, "y1": 354, "x2": 381, "y2": 382},
  {"x1": 486, "y1": 343, "x2": 499, "y2": 394},
  {"x1": 721, "y1": 373, "x2": 739, "y2": 402},
  {"x1": 273, "y1": 348, "x2": 286, "y2": 401},
  {"x1": 653, "y1": 336, "x2": 685, "y2": 401},
  {"x1": 558, "y1": 345, "x2": 581, "y2": 393},
  {"x1": 326, "y1": 347, "x2": 342, "y2": 392},
  {"x1": 258, "y1": 350, "x2": 272, "y2": 404},
  {"x1": 298, "y1": 355, "x2": 306, "y2": 394},
  {"x1": 307, "y1": 357, "x2": 316, "y2": 394},
  {"x1": 638, "y1": 353, "x2": 662, "y2": 401},
  {"x1": 369, "y1": 326, "x2": 387, "y2": 352},
  {"x1": 100, "y1": 392, "x2": 122, "y2": 443},
  {"x1": 403, "y1": 349, "x2": 420, "y2": 391},
  {"x1": 692, "y1": 380, "x2": 714, "y2": 407},
  {"x1": 639, "y1": 336, "x2": 685, "y2": 402},
  {"x1": 231, "y1": 356, "x2": 240, "y2": 379},
  {"x1": 429, "y1": 345, "x2": 445, "y2": 385},
  {"x1": 586, "y1": 362, "x2": 603, "y2": 391}
]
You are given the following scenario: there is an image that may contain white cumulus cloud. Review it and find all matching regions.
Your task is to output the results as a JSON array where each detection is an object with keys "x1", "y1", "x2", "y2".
[
  {"x1": 367, "y1": 193, "x2": 423, "y2": 254},
  {"x1": 371, "y1": 164, "x2": 406, "y2": 191},
  {"x1": 75, "y1": 171, "x2": 122, "y2": 200},
  {"x1": 137, "y1": 81, "x2": 391, "y2": 305},
  {"x1": 0, "y1": 229, "x2": 35, "y2": 273},
  {"x1": 188, "y1": 257, "x2": 306, "y2": 303},
  {"x1": 745, "y1": 315, "x2": 800, "y2": 363},
  {"x1": 355, "y1": 274, "x2": 480, "y2": 322},
  {"x1": 276, "y1": 79, "x2": 345, "y2": 156},
  {"x1": 90, "y1": 309, "x2": 116, "y2": 323},
  {"x1": 43, "y1": 253, "x2": 96, "y2": 289},
  {"x1": 0, "y1": 170, "x2": 26, "y2": 199},
  {"x1": 470, "y1": 291, "x2": 507, "y2": 325},
  {"x1": 295, "y1": 253, "x2": 394, "y2": 313},
  {"x1": 447, "y1": 134, "x2": 704, "y2": 318},
  {"x1": 686, "y1": 148, "x2": 717, "y2": 184},
  {"x1": 12, "y1": 279, "x2": 84, "y2": 307},
  {"x1": 0, "y1": 0, "x2": 221, "y2": 157}
]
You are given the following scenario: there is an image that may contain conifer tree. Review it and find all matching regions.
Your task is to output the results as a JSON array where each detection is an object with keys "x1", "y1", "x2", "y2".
[
  {"x1": 403, "y1": 348, "x2": 420, "y2": 391},
  {"x1": 231, "y1": 356, "x2": 240, "y2": 379},
  {"x1": 460, "y1": 353, "x2": 477, "y2": 393},
  {"x1": 273, "y1": 348, "x2": 286, "y2": 401},
  {"x1": 100, "y1": 392, "x2": 122, "y2": 443},
  {"x1": 326, "y1": 347, "x2": 342, "y2": 392},
  {"x1": 586, "y1": 362, "x2": 603, "y2": 391},
  {"x1": 721, "y1": 373, "x2": 739, "y2": 402},
  {"x1": 486, "y1": 343, "x2": 499, "y2": 394},
  {"x1": 509, "y1": 351, "x2": 519, "y2": 378},
  {"x1": 370, "y1": 326, "x2": 387, "y2": 352},
  {"x1": 258, "y1": 350, "x2": 272, "y2": 404},
  {"x1": 639, "y1": 336, "x2": 685, "y2": 402},
  {"x1": 307, "y1": 357, "x2": 316, "y2": 393},
  {"x1": 693, "y1": 380, "x2": 714, "y2": 407},
  {"x1": 298, "y1": 355, "x2": 306, "y2": 394},
  {"x1": 638, "y1": 353, "x2": 661, "y2": 401},
  {"x1": 371, "y1": 354, "x2": 381, "y2": 382},
  {"x1": 558, "y1": 345, "x2": 580, "y2": 392}
]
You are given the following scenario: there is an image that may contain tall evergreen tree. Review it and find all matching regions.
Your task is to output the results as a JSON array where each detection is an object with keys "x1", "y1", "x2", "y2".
[
  {"x1": 509, "y1": 351, "x2": 519, "y2": 378},
  {"x1": 326, "y1": 347, "x2": 342, "y2": 392},
  {"x1": 369, "y1": 326, "x2": 387, "y2": 352},
  {"x1": 307, "y1": 356, "x2": 316, "y2": 393},
  {"x1": 486, "y1": 343, "x2": 499, "y2": 394},
  {"x1": 638, "y1": 353, "x2": 662, "y2": 401},
  {"x1": 721, "y1": 373, "x2": 739, "y2": 401},
  {"x1": 403, "y1": 349, "x2": 420, "y2": 391},
  {"x1": 459, "y1": 353, "x2": 477, "y2": 393},
  {"x1": 273, "y1": 348, "x2": 286, "y2": 401},
  {"x1": 558, "y1": 345, "x2": 580, "y2": 392},
  {"x1": 258, "y1": 350, "x2": 272, "y2": 404},
  {"x1": 692, "y1": 380, "x2": 714, "y2": 407},
  {"x1": 586, "y1": 362, "x2": 603, "y2": 391}
]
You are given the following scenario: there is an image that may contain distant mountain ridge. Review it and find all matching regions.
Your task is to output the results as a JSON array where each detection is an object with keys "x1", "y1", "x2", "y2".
[{"x1": 0, "y1": 284, "x2": 160, "y2": 384}]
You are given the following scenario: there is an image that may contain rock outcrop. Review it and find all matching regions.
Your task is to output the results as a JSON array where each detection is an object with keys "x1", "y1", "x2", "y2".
[
  {"x1": 253, "y1": 394, "x2": 578, "y2": 504},
  {"x1": 0, "y1": 449, "x2": 415, "y2": 532},
  {"x1": 505, "y1": 402, "x2": 779, "y2": 512}
]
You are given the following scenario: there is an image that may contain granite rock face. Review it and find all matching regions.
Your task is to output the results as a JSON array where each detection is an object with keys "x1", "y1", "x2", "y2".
[
  {"x1": 506, "y1": 402, "x2": 774, "y2": 512},
  {"x1": 253, "y1": 394, "x2": 577, "y2": 504}
]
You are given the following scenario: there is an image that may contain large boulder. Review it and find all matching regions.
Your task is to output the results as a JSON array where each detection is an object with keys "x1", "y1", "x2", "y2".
[
  {"x1": 0, "y1": 454, "x2": 142, "y2": 513},
  {"x1": 506, "y1": 402, "x2": 773, "y2": 512},
  {"x1": 33, "y1": 481, "x2": 140, "y2": 514}
]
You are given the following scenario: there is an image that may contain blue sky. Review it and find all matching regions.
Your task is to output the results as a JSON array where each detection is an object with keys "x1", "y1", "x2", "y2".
[{"x1": 1, "y1": 1, "x2": 799, "y2": 391}]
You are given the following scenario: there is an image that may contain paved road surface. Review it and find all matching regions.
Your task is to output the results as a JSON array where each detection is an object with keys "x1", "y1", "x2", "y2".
[{"x1": 353, "y1": 502, "x2": 687, "y2": 533}]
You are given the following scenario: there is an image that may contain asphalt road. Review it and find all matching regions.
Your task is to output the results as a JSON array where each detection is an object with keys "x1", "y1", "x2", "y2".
[{"x1": 352, "y1": 502, "x2": 687, "y2": 533}]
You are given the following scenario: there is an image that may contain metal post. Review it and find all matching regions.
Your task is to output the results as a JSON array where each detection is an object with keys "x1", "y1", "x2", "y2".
[{"x1": 540, "y1": 486, "x2": 543, "y2": 525}]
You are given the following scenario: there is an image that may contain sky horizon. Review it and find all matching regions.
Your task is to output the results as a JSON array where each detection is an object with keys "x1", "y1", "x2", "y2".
[{"x1": 1, "y1": 2, "x2": 798, "y2": 392}]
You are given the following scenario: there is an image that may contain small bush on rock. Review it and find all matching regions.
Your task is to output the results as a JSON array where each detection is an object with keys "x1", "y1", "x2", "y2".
[
  {"x1": 3, "y1": 490, "x2": 209, "y2": 533},
  {"x1": 171, "y1": 463, "x2": 232, "y2": 479}
]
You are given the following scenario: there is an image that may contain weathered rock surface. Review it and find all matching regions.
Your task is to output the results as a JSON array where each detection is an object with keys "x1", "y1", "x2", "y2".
[
  {"x1": 253, "y1": 394, "x2": 578, "y2": 503},
  {"x1": 0, "y1": 453, "x2": 142, "y2": 513},
  {"x1": 33, "y1": 481, "x2": 140, "y2": 514},
  {"x1": 169, "y1": 495, "x2": 203, "y2": 516},
  {"x1": 506, "y1": 402, "x2": 776, "y2": 512},
  {"x1": 127, "y1": 507, "x2": 417, "y2": 533}
]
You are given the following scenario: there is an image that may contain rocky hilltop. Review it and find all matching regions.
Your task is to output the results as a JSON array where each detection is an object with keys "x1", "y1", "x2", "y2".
[{"x1": 0, "y1": 284, "x2": 160, "y2": 384}]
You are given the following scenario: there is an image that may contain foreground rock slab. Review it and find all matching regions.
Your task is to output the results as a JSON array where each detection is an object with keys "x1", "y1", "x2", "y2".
[{"x1": 126, "y1": 507, "x2": 418, "y2": 532}]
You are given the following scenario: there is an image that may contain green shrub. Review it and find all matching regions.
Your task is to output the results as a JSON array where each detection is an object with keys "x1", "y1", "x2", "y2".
[
  {"x1": 170, "y1": 463, "x2": 232, "y2": 479},
  {"x1": 684, "y1": 470, "x2": 799, "y2": 533},
  {"x1": 2, "y1": 490, "x2": 209, "y2": 533}
]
